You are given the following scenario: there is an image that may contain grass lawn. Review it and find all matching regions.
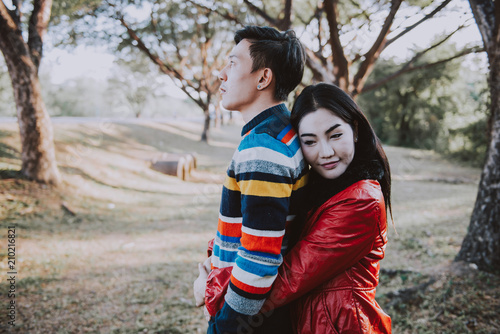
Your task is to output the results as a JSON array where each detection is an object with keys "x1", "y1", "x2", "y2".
[{"x1": 0, "y1": 119, "x2": 498, "y2": 333}]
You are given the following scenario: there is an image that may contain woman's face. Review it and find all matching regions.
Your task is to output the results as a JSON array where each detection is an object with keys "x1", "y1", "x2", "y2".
[{"x1": 298, "y1": 108, "x2": 356, "y2": 179}]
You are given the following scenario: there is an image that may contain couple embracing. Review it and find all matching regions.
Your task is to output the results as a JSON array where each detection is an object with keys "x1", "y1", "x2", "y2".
[{"x1": 193, "y1": 26, "x2": 392, "y2": 334}]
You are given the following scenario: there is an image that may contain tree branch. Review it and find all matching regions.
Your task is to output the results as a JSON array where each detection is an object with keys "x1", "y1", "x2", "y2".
[
  {"x1": 296, "y1": 2, "x2": 323, "y2": 27},
  {"x1": 28, "y1": 0, "x2": 53, "y2": 70},
  {"x1": 117, "y1": 16, "x2": 205, "y2": 110},
  {"x1": 280, "y1": 0, "x2": 292, "y2": 30},
  {"x1": 243, "y1": 0, "x2": 279, "y2": 27},
  {"x1": 305, "y1": 48, "x2": 336, "y2": 83},
  {"x1": 352, "y1": 0, "x2": 402, "y2": 95},
  {"x1": 11, "y1": 0, "x2": 22, "y2": 25},
  {"x1": 0, "y1": 2, "x2": 19, "y2": 33},
  {"x1": 324, "y1": 0, "x2": 349, "y2": 90},
  {"x1": 384, "y1": 0, "x2": 453, "y2": 50},
  {"x1": 185, "y1": 0, "x2": 244, "y2": 26},
  {"x1": 469, "y1": 0, "x2": 500, "y2": 50},
  {"x1": 361, "y1": 46, "x2": 485, "y2": 94},
  {"x1": 403, "y1": 23, "x2": 467, "y2": 69},
  {"x1": 496, "y1": 0, "x2": 500, "y2": 45}
]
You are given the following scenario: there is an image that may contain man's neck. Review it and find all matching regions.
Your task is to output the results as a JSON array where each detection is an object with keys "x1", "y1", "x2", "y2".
[{"x1": 240, "y1": 99, "x2": 283, "y2": 124}]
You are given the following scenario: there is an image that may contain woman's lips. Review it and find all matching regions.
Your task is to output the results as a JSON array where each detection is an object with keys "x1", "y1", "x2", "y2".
[{"x1": 320, "y1": 161, "x2": 340, "y2": 169}]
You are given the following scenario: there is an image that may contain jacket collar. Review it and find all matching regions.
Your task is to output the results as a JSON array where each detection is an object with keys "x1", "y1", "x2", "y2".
[{"x1": 305, "y1": 159, "x2": 384, "y2": 211}]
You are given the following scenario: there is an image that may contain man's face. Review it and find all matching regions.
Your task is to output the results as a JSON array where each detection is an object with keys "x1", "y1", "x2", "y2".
[{"x1": 218, "y1": 39, "x2": 262, "y2": 113}]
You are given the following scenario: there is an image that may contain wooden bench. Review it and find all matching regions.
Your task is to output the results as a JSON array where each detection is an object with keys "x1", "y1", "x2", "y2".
[{"x1": 150, "y1": 153, "x2": 197, "y2": 180}]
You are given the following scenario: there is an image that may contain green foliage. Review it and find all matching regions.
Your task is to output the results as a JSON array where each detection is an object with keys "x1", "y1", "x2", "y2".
[
  {"x1": 39, "y1": 73, "x2": 109, "y2": 117},
  {"x1": 359, "y1": 57, "x2": 454, "y2": 149},
  {"x1": 440, "y1": 78, "x2": 489, "y2": 167},
  {"x1": 51, "y1": 0, "x2": 103, "y2": 24},
  {"x1": 358, "y1": 43, "x2": 488, "y2": 165}
]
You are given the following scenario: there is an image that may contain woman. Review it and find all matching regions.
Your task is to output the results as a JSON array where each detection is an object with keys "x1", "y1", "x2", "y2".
[
  {"x1": 262, "y1": 82, "x2": 392, "y2": 333},
  {"x1": 202, "y1": 83, "x2": 392, "y2": 333}
]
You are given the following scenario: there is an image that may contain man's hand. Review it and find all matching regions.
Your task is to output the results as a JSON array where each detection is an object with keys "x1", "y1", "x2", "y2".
[{"x1": 193, "y1": 257, "x2": 211, "y2": 307}]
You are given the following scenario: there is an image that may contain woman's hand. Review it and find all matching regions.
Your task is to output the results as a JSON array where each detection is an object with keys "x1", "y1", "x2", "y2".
[
  {"x1": 193, "y1": 256, "x2": 211, "y2": 307},
  {"x1": 204, "y1": 305, "x2": 211, "y2": 321}
]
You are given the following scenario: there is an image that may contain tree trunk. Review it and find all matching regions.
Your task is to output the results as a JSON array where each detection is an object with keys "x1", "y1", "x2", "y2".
[
  {"x1": 0, "y1": 1, "x2": 60, "y2": 185},
  {"x1": 201, "y1": 108, "x2": 210, "y2": 142},
  {"x1": 397, "y1": 110, "x2": 411, "y2": 146},
  {"x1": 456, "y1": 0, "x2": 499, "y2": 273},
  {"x1": 3, "y1": 52, "x2": 60, "y2": 185},
  {"x1": 456, "y1": 48, "x2": 500, "y2": 273}
]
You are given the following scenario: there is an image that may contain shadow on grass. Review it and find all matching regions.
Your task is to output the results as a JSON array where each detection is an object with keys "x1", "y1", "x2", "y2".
[
  {"x1": 113, "y1": 123, "x2": 237, "y2": 158},
  {"x1": 0, "y1": 169, "x2": 26, "y2": 180},
  {"x1": 0, "y1": 141, "x2": 19, "y2": 159},
  {"x1": 59, "y1": 165, "x2": 198, "y2": 195}
]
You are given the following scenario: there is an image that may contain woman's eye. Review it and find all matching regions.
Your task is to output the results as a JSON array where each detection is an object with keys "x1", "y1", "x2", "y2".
[
  {"x1": 331, "y1": 133, "x2": 342, "y2": 139},
  {"x1": 303, "y1": 140, "x2": 315, "y2": 145}
]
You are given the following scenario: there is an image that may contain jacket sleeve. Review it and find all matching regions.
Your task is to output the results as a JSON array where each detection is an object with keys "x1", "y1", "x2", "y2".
[
  {"x1": 207, "y1": 238, "x2": 214, "y2": 257},
  {"x1": 263, "y1": 194, "x2": 383, "y2": 311},
  {"x1": 205, "y1": 266, "x2": 232, "y2": 317}
]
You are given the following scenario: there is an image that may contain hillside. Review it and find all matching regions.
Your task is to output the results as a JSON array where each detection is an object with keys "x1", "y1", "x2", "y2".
[{"x1": 0, "y1": 119, "x2": 498, "y2": 333}]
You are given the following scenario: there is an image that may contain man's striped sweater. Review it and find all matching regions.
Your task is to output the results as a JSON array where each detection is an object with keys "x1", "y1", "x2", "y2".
[{"x1": 210, "y1": 103, "x2": 308, "y2": 321}]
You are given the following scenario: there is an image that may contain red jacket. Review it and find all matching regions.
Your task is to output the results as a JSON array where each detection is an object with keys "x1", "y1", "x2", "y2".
[{"x1": 206, "y1": 179, "x2": 391, "y2": 333}]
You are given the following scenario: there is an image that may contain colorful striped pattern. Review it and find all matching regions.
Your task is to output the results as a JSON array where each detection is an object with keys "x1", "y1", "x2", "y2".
[{"x1": 211, "y1": 104, "x2": 308, "y2": 316}]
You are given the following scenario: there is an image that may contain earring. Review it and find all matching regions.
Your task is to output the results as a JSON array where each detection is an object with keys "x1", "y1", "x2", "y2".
[
  {"x1": 257, "y1": 85, "x2": 261, "y2": 89},
  {"x1": 354, "y1": 137, "x2": 358, "y2": 142}
]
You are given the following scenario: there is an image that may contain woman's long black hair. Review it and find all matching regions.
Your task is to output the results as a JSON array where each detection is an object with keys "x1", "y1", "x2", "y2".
[{"x1": 291, "y1": 83, "x2": 392, "y2": 218}]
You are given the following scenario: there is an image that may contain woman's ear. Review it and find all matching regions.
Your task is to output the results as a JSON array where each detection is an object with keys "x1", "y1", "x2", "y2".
[
  {"x1": 257, "y1": 68, "x2": 273, "y2": 90},
  {"x1": 353, "y1": 121, "x2": 359, "y2": 142}
]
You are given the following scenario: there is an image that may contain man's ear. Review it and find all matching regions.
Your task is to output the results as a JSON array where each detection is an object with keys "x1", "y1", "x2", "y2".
[{"x1": 257, "y1": 68, "x2": 273, "y2": 90}]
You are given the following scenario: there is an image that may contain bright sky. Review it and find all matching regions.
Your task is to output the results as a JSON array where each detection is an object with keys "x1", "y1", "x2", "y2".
[{"x1": 41, "y1": 0, "x2": 484, "y2": 99}]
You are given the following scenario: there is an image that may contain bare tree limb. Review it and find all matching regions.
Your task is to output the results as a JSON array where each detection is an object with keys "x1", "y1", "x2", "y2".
[
  {"x1": 280, "y1": 0, "x2": 292, "y2": 30},
  {"x1": 348, "y1": 0, "x2": 371, "y2": 21},
  {"x1": 361, "y1": 46, "x2": 485, "y2": 94},
  {"x1": 297, "y1": 2, "x2": 323, "y2": 28},
  {"x1": 384, "y1": 0, "x2": 453, "y2": 50},
  {"x1": 117, "y1": 16, "x2": 206, "y2": 110},
  {"x1": 185, "y1": 0, "x2": 244, "y2": 26},
  {"x1": 468, "y1": 0, "x2": 496, "y2": 51},
  {"x1": 243, "y1": 0, "x2": 279, "y2": 27},
  {"x1": 305, "y1": 48, "x2": 336, "y2": 83},
  {"x1": 10, "y1": 0, "x2": 22, "y2": 25},
  {"x1": 28, "y1": 0, "x2": 53, "y2": 70},
  {"x1": 495, "y1": 0, "x2": 500, "y2": 45},
  {"x1": 402, "y1": 23, "x2": 468, "y2": 70},
  {"x1": 324, "y1": 0, "x2": 349, "y2": 90},
  {"x1": 0, "y1": 2, "x2": 17, "y2": 32},
  {"x1": 352, "y1": 0, "x2": 402, "y2": 95}
]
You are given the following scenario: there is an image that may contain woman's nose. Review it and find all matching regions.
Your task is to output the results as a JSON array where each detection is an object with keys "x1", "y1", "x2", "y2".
[{"x1": 319, "y1": 142, "x2": 334, "y2": 158}]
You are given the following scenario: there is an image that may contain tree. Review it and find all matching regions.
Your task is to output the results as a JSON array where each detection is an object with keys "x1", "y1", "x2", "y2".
[
  {"x1": 456, "y1": 0, "x2": 500, "y2": 274},
  {"x1": 107, "y1": 57, "x2": 164, "y2": 118},
  {"x1": 65, "y1": 0, "x2": 239, "y2": 141},
  {"x1": 357, "y1": 40, "x2": 489, "y2": 158},
  {"x1": 0, "y1": 0, "x2": 60, "y2": 184},
  {"x1": 358, "y1": 54, "x2": 457, "y2": 149},
  {"x1": 197, "y1": 0, "x2": 483, "y2": 99}
]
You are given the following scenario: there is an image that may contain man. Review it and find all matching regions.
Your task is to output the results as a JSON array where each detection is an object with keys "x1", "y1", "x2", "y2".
[{"x1": 194, "y1": 26, "x2": 307, "y2": 333}]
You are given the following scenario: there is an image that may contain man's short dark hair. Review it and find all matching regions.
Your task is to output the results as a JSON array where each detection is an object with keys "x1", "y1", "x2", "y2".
[{"x1": 234, "y1": 26, "x2": 305, "y2": 101}]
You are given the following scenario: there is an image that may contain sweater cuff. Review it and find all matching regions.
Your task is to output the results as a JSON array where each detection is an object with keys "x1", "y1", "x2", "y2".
[
  {"x1": 208, "y1": 301, "x2": 249, "y2": 334},
  {"x1": 225, "y1": 285, "x2": 266, "y2": 315}
]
